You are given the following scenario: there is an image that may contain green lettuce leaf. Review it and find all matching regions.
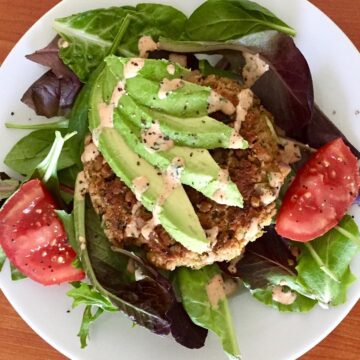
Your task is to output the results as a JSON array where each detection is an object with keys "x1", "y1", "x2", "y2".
[
  {"x1": 186, "y1": 0, "x2": 295, "y2": 41},
  {"x1": 251, "y1": 288, "x2": 317, "y2": 312},
  {"x1": 4, "y1": 129, "x2": 76, "y2": 177},
  {"x1": 10, "y1": 263, "x2": 27, "y2": 281},
  {"x1": 296, "y1": 215, "x2": 360, "y2": 306},
  {"x1": 176, "y1": 265, "x2": 240, "y2": 360},
  {"x1": 54, "y1": 4, "x2": 187, "y2": 81}
]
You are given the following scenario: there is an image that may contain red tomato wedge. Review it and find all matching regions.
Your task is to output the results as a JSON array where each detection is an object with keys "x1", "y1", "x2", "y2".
[
  {"x1": 0, "y1": 179, "x2": 84, "y2": 285},
  {"x1": 276, "y1": 138, "x2": 360, "y2": 242}
]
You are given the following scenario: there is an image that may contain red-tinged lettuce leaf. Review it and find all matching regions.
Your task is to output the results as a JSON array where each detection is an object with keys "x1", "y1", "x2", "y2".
[
  {"x1": 22, "y1": 38, "x2": 82, "y2": 118},
  {"x1": 26, "y1": 36, "x2": 71, "y2": 79},
  {"x1": 166, "y1": 301, "x2": 208, "y2": 349},
  {"x1": 301, "y1": 105, "x2": 360, "y2": 158},
  {"x1": 21, "y1": 70, "x2": 81, "y2": 118},
  {"x1": 220, "y1": 226, "x2": 297, "y2": 289}
]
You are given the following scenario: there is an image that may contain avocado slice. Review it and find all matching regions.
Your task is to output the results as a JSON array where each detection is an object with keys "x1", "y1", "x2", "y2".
[
  {"x1": 98, "y1": 128, "x2": 209, "y2": 253},
  {"x1": 114, "y1": 102, "x2": 243, "y2": 207},
  {"x1": 89, "y1": 68, "x2": 210, "y2": 254},
  {"x1": 105, "y1": 56, "x2": 248, "y2": 150}
]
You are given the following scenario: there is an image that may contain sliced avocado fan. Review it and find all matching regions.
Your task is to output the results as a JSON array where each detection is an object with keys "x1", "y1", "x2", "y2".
[
  {"x1": 88, "y1": 56, "x2": 248, "y2": 252},
  {"x1": 95, "y1": 56, "x2": 245, "y2": 207},
  {"x1": 89, "y1": 70, "x2": 210, "y2": 254}
]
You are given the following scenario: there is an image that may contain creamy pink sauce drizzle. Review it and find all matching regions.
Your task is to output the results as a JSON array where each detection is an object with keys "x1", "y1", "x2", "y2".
[
  {"x1": 124, "y1": 58, "x2": 145, "y2": 79},
  {"x1": 169, "y1": 53, "x2": 187, "y2": 67},
  {"x1": 166, "y1": 64, "x2": 176, "y2": 75},
  {"x1": 81, "y1": 142, "x2": 99, "y2": 163},
  {"x1": 141, "y1": 122, "x2": 174, "y2": 152},
  {"x1": 206, "y1": 274, "x2": 226, "y2": 309},
  {"x1": 141, "y1": 157, "x2": 184, "y2": 240},
  {"x1": 207, "y1": 90, "x2": 235, "y2": 115},
  {"x1": 235, "y1": 89, "x2": 254, "y2": 132},
  {"x1": 138, "y1": 36, "x2": 158, "y2": 58},
  {"x1": 158, "y1": 78, "x2": 185, "y2": 99},
  {"x1": 242, "y1": 52, "x2": 270, "y2": 87},
  {"x1": 132, "y1": 176, "x2": 149, "y2": 201},
  {"x1": 272, "y1": 285, "x2": 297, "y2": 305},
  {"x1": 94, "y1": 80, "x2": 126, "y2": 145},
  {"x1": 125, "y1": 203, "x2": 143, "y2": 238}
]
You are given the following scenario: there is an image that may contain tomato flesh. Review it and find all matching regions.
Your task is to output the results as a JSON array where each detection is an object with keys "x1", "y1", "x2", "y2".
[
  {"x1": 0, "y1": 179, "x2": 84, "y2": 285},
  {"x1": 276, "y1": 138, "x2": 360, "y2": 242}
]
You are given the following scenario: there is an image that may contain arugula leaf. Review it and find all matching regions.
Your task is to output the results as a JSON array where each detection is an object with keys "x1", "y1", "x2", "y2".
[
  {"x1": 67, "y1": 283, "x2": 118, "y2": 312},
  {"x1": 251, "y1": 288, "x2": 317, "y2": 312},
  {"x1": 198, "y1": 59, "x2": 240, "y2": 80},
  {"x1": 54, "y1": 4, "x2": 187, "y2": 81},
  {"x1": 177, "y1": 265, "x2": 240, "y2": 360},
  {"x1": 10, "y1": 263, "x2": 27, "y2": 281},
  {"x1": 0, "y1": 246, "x2": 6, "y2": 272},
  {"x1": 296, "y1": 215, "x2": 360, "y2": 306},
  {"x1": 186, "y1": 0, "x2": 295, "y2": 41},
  {"x1": 78, "y1": 305, "x2": 104, "y2": 348},
  {"x1": 4, "y1": 129, "x2": 76, "y2": 176}
]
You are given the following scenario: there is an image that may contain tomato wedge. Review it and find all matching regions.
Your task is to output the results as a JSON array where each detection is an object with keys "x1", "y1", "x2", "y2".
[
  {"x1": 0, "y1": 179, "x2": 84, "y2": 285},
  {"x1": 276, "y1": 138, "x2": 360, "y2": 242}
]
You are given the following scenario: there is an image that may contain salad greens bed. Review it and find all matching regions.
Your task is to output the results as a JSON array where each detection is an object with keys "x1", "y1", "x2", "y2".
[{"x1": 1, "y1": 1, "x2": 360, "y2": 359}]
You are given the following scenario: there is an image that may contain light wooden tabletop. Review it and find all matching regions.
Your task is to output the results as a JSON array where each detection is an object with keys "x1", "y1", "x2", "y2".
[{"x1": 0, "y1": 0, "x2": 359, "y2": 359}]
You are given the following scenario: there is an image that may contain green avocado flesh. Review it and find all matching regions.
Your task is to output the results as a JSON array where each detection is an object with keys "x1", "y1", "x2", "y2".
[{"x1": 88, "y1": 56, "x2": 246, "y2": 252}]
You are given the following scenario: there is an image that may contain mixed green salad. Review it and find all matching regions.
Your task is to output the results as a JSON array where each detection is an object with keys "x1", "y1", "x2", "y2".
[{"x1": 1, "y1": 1, "x2": 360, "y2": 359}]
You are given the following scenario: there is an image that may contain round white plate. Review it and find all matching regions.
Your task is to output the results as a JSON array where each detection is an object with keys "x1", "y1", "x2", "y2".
[{"x1": 0, "y1": 1, "x2": 359, "y2": 359}]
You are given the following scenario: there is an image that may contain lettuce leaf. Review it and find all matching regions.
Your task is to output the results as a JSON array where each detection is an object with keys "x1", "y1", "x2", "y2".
[
  {"x1": 54, "y1": 4, "x2": 187, "y2": 81},
  {"x1": 176, "y1": 265, "x2": 240, "y2": 359},
  {"x1": 223, "y1": 216, "x2": 360, "y2": 311},
  {"x1": 296, "y1": 215, "x2": 360, "y2": 306}
]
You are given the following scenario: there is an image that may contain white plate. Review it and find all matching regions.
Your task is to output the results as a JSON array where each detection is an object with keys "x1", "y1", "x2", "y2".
[{"x1": 0, "y1": 0, "x2": 359, "y2": 359}]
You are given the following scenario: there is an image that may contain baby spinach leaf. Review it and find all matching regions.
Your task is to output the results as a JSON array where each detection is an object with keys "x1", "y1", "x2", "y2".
[
  {"x1": 54, "y1": 4, "x2": 187, "y2": 81},
  {"x1": 251, "y1": 288, "x2": 317, "y2": 312},
  {"x1": 186, "y1": 0, "x2": 295, "y2": 41},
  {"x1": 177, "y1": 265, "x2": 240, "y2": 360},
  {"x1": 4, "y1": 129, "x2": 76, "y2": 176},
  {"x1": 296, "y1": 215, "x2": 360, "y2": 306}
]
